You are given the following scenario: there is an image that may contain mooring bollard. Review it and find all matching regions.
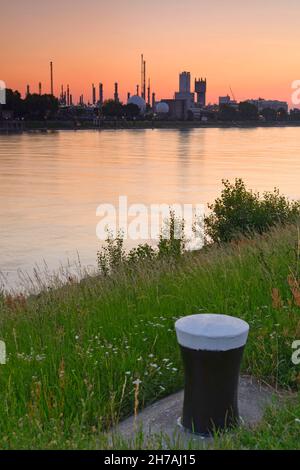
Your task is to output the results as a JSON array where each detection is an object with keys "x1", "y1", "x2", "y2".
[{"x1": 175, "y1": 314, "x2": 249, "y2": 436}]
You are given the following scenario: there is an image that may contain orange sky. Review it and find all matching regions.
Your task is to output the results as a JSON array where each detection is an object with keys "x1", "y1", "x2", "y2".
[{"x1": 2, "y1": 0, "x2": 300, "y2": 105}]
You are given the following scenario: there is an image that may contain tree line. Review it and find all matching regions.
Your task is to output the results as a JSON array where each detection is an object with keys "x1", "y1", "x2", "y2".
[{"x1": 1, "y1": 89, "x2": 59, "y2": 120}]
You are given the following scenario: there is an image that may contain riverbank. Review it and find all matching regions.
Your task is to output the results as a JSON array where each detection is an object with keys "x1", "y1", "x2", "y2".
[
  {"x1": 18, "y1": 120, "x2": 300, "y2": 132},
  {"x1": 0, "y1": 224, "x2": 300, "y2": 449}
]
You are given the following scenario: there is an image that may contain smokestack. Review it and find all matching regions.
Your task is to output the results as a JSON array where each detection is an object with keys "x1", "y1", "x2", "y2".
[
  {"x1": 114, "y1": 82, "x2": 119, "y2": 102},
  {"x1": 143, "y1": 59, "x2": 146, "y2": 100},
  {"x1": 147, "y1": 79, "x2": 150, "y2": 106},
  {"x1": 136, "y1": 84, "x2": 139, "y2": 96},
  {"x1": 141, "y1": 54, "x2": 146, "y2": 100},
  {"x1": 99, "y1": 83, "x2": 103, "y2": 105},
  {"x1": 67, "y1": 85, "x2": 70, "y2": 106},
  {"x1": 152, "y1": 92, "x2": 156, "y2": 109},
  {"x1": 70, "y1": 94, "x2": 73, "y2": 106},
  {"x1": 92, "y1": 84, "x2": 96, "y2": 105},
  {"x1": 127, "y1": 92, "x2": 131, "y2": 100},
  {"x1": 50, "y1": 61, "x2": 54, "y2": 96},
  {"x1": 39, "y1": 82, "x2": 42, "y2": 95},
  {"x1": 26, "y1": 85, "x2": 30, "y2": 97}
]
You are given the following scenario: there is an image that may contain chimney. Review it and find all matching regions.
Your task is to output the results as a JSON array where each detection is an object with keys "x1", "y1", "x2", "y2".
[
  {"x1": 147, "y1": 79, "x2": 151, "y2": 106},
  {"x1": 114, "y1": 82, "x2": 119, "y2": 102},
  {"x1": 152, "y1": 92, "x2": 156, "y2": 109},
  {"x1": 92, "y1": 84, "x2": 96, "y2": 105},
  {"x1": 99, "y1": 83, "x2": 103, "y2": 105},
  {"x1": 50, "y1": 61, "x2": 54, "y2": 96}
]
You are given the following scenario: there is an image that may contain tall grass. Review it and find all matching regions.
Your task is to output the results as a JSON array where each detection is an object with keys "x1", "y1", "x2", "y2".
[{"x1": 0, "y1": 224, "x2": 300, "y2": 448}]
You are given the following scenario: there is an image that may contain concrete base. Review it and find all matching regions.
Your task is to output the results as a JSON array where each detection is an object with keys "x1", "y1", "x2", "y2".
[{"x1": 112, "y1": 376, "x2": 280, "y2": 448}]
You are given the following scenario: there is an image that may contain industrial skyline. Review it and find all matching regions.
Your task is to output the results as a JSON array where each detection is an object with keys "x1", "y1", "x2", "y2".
[
  {"x1": 2, "y1": 0, "x2": 300, "y2": 106},
  {"x1": 12, "y1": 54, "x2": 288, "y2": 114}
]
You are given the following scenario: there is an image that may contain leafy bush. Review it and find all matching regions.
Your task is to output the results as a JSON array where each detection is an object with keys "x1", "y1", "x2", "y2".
[
  {"x1": 204, "y1": 179, "x2": 300, "y2": 243},
  {"x1": 157, "y1": 210, "x2": 186, "y2": 258},
  {"x1": 97, "y1": 211, "x2": 186, "y2": 274}
]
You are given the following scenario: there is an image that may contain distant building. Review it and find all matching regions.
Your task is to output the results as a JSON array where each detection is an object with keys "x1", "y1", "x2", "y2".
[
  {"x1": 179, "y1": 71, "x2": 191, "y2": 93},
  {"x1": 195, "y1": 78, "x2": 207, "y2": 107},
  {"x1": 159, "y1": 72, "x2": 207, "y2": 120},
  {"x1": 160, "y1": 99, "x2": 188, "y2": 120},
  {"x1": 219, "y1": 95, "x2": 238, "y2": 108},
  {"x1": 127, "y1": 95, "x2": 146, "y2": 114},
  {"x1": 247, "y1": 98, "x2": 288, "y2": 112},
  {"x1": 175, "y1": 71, "x2": 195, "y2": 109},
  {"x1": 156, "y1": 102, "x2": 169, "y2": 114}
]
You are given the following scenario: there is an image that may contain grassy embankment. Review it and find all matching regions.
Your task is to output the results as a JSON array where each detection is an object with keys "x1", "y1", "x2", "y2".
[{"x1": 0, "y1": 224, "x2": 300, "y2": 449}]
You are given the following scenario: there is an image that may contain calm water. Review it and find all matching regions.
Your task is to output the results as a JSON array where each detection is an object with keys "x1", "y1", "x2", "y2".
[{"x1": 1, "y1": 127, "x2": 300, "y2": 289}]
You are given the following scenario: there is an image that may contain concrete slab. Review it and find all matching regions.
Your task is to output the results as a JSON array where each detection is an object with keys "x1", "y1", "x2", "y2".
[{"x1": 111, "y1": 376, "x2": 281, "y2": 449}]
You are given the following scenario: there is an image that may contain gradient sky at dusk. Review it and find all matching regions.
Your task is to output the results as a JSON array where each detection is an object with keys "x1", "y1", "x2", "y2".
[{"x1": 2, "y1": 0, "x2": 300, "y2": 104}]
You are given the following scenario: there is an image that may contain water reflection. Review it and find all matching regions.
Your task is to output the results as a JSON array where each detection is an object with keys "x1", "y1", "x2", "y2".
[{"x1": 0, "y1": 127, "x2": 300, "y2": 287}]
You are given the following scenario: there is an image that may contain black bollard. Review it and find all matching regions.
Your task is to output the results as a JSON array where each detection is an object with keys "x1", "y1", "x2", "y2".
[{"x1": 175, "y1": 314, "x2": 249, "y2": 436}]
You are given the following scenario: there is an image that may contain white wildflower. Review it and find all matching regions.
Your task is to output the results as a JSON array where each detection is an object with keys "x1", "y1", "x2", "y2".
[{"x1": 132, "y1": 379, "x2": 142, "y2": 386}]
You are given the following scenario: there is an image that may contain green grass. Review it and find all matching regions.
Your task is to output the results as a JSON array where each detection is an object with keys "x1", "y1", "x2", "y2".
[{"x1": 1, "y1": 224, "x2": 300, "y2": 449}]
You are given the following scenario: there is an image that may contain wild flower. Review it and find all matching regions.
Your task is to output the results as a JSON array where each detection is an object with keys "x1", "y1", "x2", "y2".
[
  {"x1": 35, "y1": 354, "x2": 46, "y2": 362},
  {"x1": 132, "y1": 379, "x2": 142, "y2": 386}
]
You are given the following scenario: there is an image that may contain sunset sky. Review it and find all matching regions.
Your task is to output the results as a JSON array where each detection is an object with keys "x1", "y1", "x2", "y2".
[{"x1": 2, "y1": 0, "x2": 300, "y2": 105}]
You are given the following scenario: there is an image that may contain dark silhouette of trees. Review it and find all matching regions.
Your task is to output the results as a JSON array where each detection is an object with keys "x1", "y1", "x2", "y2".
[
  {"x1": 1, "y1": 89, "x2": 58, "y2": 120},
  {"x1": 23, "y1": 94, "x2": 59, "y2": 120},
  {"x1": 238, "y1": 101, "x2": 259, "y2": 121},
  {"x1": 290, "y1": 109, "x2": 300, "y2": 121},
  {"x1": 101, "y1": 101, "x2": 142, "y2": 119},
  {"x1": 277, "y1": 107, "x2": 288, "y2": 121},
  {"x1": 218, "y1": 104, "x2": 237, "y2": 121},
  {"x1": 101, "y1": 100, "x2": 124, "y2": 118},
  {"x1": 2, "y1": 89, "x2": 23, "y2": 117},
  {"x1": 261, "y1": 107, "x2": 277, "y2": 122},
  {"x1": 123, "y1": 103, "x2": 140, "y2": 119}
]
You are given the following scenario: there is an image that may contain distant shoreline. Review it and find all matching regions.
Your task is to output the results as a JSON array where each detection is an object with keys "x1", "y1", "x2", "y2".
[{"x1": 2, "y1": 120, "x2": 300, "y2": 133}]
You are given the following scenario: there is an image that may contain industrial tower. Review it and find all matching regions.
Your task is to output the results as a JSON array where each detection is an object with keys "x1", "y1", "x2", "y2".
[
  {"x1": 195, "y1": 78, "x2": 207, "y2": 107},
  {"x1": 50, "y1": 61, "x2": 54, "y2": 96},
  {"x1": 141, "y1": 54, "x2": 146, "y2": 100}
]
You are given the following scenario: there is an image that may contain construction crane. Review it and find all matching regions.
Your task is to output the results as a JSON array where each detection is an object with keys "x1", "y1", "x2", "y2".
[{"x1": 229, "y1": 86, "x2": 236, "y2": 102}]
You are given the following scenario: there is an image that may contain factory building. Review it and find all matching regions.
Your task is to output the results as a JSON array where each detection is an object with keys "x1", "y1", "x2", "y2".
[
  {"x1": 161, "y1": 99, "x2": 188, "y2": 120},
  {"x1": 195, "y1": 78, "x2": 207, "y2": 107},
  {"x1": 127, "y1": 95, "x2": 147, "y2": 114},
  {"x1": 219, "y1": 95, "x2": 238, "y2": 108},
  {"x1": 247, "y1": 98, "x2": 288, "y2": 113},
  {"x1": 158, "y1": 72, "x2": 207, "y2": 120},
  {"x1": 175, "y1": 72, "x2": 195, "y2": 110}
]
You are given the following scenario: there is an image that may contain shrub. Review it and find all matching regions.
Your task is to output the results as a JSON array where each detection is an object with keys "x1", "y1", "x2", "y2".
[
  {"x1": 97, "y1": 211, "x2": 187, "y2": 274},
  {"x1": 158, "y1": 210, "x2": 186, "y2": 258},
  {"x1": 204, "y1": 179, "x2": 300, "y2": 243}
]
